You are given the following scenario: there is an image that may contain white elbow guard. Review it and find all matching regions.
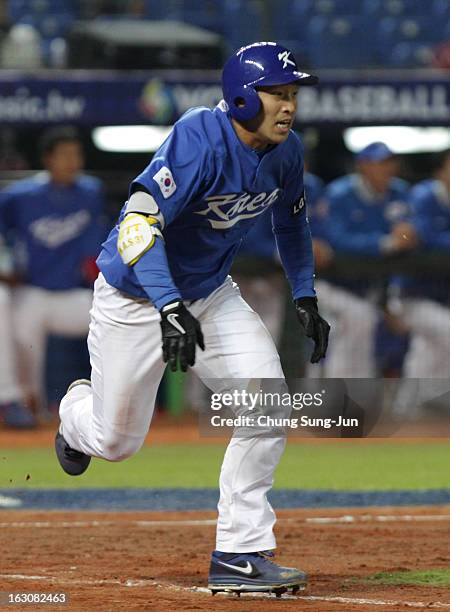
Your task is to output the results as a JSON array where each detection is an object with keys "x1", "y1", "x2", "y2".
[
  {"x1": 118, "y1": 213, "x2": 163, "y2": 266},
  {"x1": 125, "y1": 191, "x2": 165, "y2": 228}
]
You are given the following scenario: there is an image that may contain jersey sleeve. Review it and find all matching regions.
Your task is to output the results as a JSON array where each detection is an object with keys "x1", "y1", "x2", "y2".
[
  {"x1": 272, "y1": 162, "x2": 316, "y2": 299},
  {"x1": 325, "y1": 191, "x2": 386, "y2": 255},
  {"x1": 130, "y1": 117, "x2": 213, "y2": 226},
  {"x1": 409, "y1": 187, "x2": 450, "y2": 250},
  {"x1": 117, "y1": 116, "x2": 213, "y2": 310}
]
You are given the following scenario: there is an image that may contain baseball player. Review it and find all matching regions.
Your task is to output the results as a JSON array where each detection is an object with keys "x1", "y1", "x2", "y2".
[
  {"x1": 309, "y1": 142, "x2": 412, "y2": 378},
  {"x1": 0, "y1": 275, "x2": 37, "y2": 428},
  {"x1": 0, "y1": 126, "x2": 106, "y2": 413},
  {"x1": 55, "y1": 42, "x2": 330, "y2": 596},
  {"x1": 390, "y1": 149, "x2": 450, "y2": 416},
  {"x1": 235, "y1": 170, "x2": 325, "y2": 347}
]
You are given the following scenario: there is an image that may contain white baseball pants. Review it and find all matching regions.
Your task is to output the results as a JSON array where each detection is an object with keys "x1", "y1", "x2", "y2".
[
  {"x1": 390, "y1": 298, "x2": 450, "y2": 419},
  {"x1": 401, "y1": 298, "x2": 450, "y2": 378},
  {"x1": 0, "y1": 283, "x2": 23, "y2": 403},
  {"x1": 60, "y1": 274, "x2": 287, "y2": 553},
  {"x1": 12, "y1": 285, "x2": 93, "y2": 409},
  {"x1": 308, "y1": 280, "x2": 378, "y2": 378}
]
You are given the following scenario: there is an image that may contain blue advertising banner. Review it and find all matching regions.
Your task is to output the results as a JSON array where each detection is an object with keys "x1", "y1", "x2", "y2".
[{"x1": 0, "y1": 70, "x2": 449, "y2": 126}]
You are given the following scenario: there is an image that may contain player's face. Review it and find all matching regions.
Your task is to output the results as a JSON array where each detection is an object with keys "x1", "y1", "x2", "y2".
[
  {"x1": 358, "y1": 157, "x2": 398, "y2": 194},
  {"x1": 233, "y1": 83, "x2": 299, "y2": 150},
  {"x1": 44, "y1": 141, "x2": 84, "y2": 185}
]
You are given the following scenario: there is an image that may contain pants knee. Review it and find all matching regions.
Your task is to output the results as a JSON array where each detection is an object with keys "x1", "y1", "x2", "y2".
[{"x1": 100, "y1": 431, "x2": 144, "y2": 461}]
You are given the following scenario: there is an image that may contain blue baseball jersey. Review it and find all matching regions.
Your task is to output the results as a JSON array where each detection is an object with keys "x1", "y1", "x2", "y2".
[
  {"x1": 237, "y1": 171, "x2": 325, "y2": 261},
  {"x1": 237, "y1": 205, "x2": 276, "y2": 260},
  {"x1": 401, "y1": 179, "x2": 450, "y2": 303},
  {"x1": 0, "y1": 172, "x2": 106, "y2": 290},
  {"x1": 302, "y1": 172, "x2": 326, "y2": 240},
  {"x1": 323, "y1": 173, "x2": 409, "y2": 293},
  {"x1": 98, "y1": 102, "x2": 315, "y2": 310}
]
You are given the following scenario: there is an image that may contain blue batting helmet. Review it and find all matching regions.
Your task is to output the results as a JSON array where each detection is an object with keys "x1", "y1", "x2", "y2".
[{"x1": 222, "y1": 41, "x2": 318, "y2": 122}]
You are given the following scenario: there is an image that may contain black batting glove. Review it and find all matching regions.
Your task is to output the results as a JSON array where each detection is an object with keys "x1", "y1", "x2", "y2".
[
  {"x1": 295, "y1": 296, "x2": 330, "y2": 364},
  {"x1": 160, "y1": 301, "x2": 205, "y2": 372}
]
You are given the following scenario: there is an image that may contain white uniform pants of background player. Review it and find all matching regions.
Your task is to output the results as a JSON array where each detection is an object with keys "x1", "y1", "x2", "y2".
[
  {"x1": 392, "y1": 298, "x2": 450, "y2": 419},
  {"x1": 12, "y1": 286, "x2": 93, "y2": 411},
  {"x1": 307, "y1": 280, "x2": 378, "y2": 378},
  {"x1": 0, "y1": 283, "x2": 23, "y2": 404},
  {"x1": 60, "y1": 274, "x2": 287, "y2": 553}
]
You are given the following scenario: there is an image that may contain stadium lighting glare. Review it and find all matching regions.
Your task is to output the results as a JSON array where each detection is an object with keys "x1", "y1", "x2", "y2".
[
  {"x1": 92, "y1": 125, "x2": 173, "y2": 153},
  {"x1": 344, "y1": 127, "x2": 450, "y2": 154}
]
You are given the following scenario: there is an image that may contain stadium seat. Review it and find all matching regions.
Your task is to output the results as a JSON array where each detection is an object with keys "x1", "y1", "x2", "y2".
[
  {"x1": 145, "y1": 0, "x2": 222, "y2": 33},
  {"x1": 363, "y1": 0, "x2": 428, "y2": 17},
  {"x1": 311, "y1": 0, "x2": 363, "y2": 15},
  {"x1": 221, "y1": 0, "x2": 264, "y2": 53},
  {"x1": 37, "y1": 13, "x2": 74, "y2": 38},
  {"x1": 12, "y1": 13, "x2": 38, "y2": 29},
  {"x1": 8, "y1": 0, "x2": 77, "y2": 23},
  {"x1": 274, "y1": 0, "x2": 366, "y2": 62},
  {"x1": 278, "y1": 0, "x2": 364, "y2": 18},
  {"x1": 431, "y1": 0, "x2": 450, "y2": 18},
  {"x1": 271, "y1": 0, "x2": 315, "y2": 44},
  {"x1": 7, "y1": 0, "x2": 30, "y2": 23},
  {"x1": 177, "y1": 0, "x2": 223, "y2": 35},
  {"x1": 376, "y1": 17, "x2": 447, "y2": 64},
  {"x1": 388, "y1": 41, "x2": 436, "y2": 68},
  {"x1": 306, "y1": 15, "x2": 376, "y2": 68}
]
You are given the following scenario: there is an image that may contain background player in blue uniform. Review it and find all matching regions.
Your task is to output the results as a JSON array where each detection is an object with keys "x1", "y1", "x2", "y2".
[
  {"x1": 309, "y1": 142, "x2": 412, "y2": 378},
  {"x1": 390, "y1": 149, "x2": 450, "y2": 418},
  {"x1": 0, "y1": 126, "x2": 106, "y2": 413},
  {"x1": 55, "y1": 42, "x2": 330, "y2": 596}
]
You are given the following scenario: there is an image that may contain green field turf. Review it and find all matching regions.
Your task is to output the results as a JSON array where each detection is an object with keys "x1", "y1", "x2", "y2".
[
  {"x1": 1, "y1": 441, "x2": 450, "y2": 489},
  {"x1": 367, "y1": 569, "x2": 450, "y2": 587}
]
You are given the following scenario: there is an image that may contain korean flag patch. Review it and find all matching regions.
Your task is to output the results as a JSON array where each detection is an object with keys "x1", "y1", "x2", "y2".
[
  {"x1": 292, "y1": 191, "x2": 305, "y2": 216},
  {"x1": 153, "y1": 166, "x2": 177, "y2": 199}
]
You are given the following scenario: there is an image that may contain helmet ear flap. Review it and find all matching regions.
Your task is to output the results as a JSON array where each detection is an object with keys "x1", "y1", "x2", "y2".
[{"x1": 227, "y1": 85, "x2": 261, "y2": 122}]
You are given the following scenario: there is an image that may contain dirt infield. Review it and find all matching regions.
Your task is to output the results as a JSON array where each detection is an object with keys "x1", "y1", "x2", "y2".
[{"x1": 1, "y1": 506, "x2": 449, "y2": 611}]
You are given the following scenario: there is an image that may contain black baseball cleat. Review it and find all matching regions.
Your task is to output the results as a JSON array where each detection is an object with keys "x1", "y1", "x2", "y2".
[
  {"x1": 208, "y1": 550, "x2": 307, "y2": 597},
  {"x1": 55, "y1": 431, "x2": 91, "y2": 476},
  {"x1": 55, "y1": 378, "x2": 92, "y2": 475}
]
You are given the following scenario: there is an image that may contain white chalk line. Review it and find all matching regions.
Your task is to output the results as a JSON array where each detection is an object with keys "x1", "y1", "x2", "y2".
[
  {"x1": 1, "y1": 514, "x2": 450, "y2": 529},
  {"x1": 306, "y1": 514, "x2": 450, "y2": 524},
  {"x1": 0, "y1": 574, "x2": 449, "y2": 608},
  {"x1": 0, "y1": 573, "x2": 150, "y2": 587},
  {"x1": 0, "y1": 519, "x2": 217, "y2": 528}
]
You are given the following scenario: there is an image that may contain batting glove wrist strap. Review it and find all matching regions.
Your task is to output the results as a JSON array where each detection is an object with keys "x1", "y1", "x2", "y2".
[
  {"x1": 295, "y1": 297, "x2": 330, "y2": 364},
  {"x1": 160, "y1": 301, "x2": 205, "y2": 372}
]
